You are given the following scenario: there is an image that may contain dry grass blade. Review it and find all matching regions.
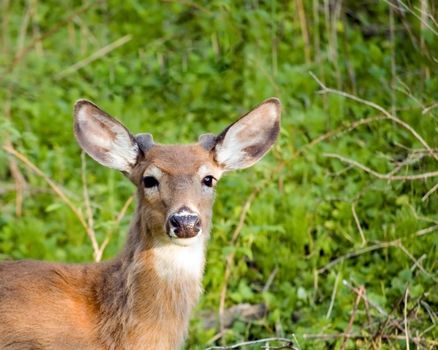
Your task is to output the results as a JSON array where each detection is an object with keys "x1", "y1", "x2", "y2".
[
  {"x1": 309, "y1": 71, "x2": 438, "y2": 162},
  {"x1": 116, "y1": 195, "x2": 134, "y2": 224},
  {"x1": 161, "y1": 0, "x2": 213, "y2": 15},
  {"x1": 324, "y1": 153, "x2": 438, "y2": 180},
  {"x1": 81, "y1": 152, "x2": 95, "y2": 242},
  {"x1": 404, "y1": 288, "x2": 410, "y2": 350},
  {"x1": 340, "y1": 286, "x2": 364, "y2": 350},
  {"x1": 3, "y1": 144, "x2": 101, "y2": 261},
  {"x1": 343, "y1": 280, "x2": 387, "y2": 316},
  {"x1": 318, "y1": 226, "x2": 438, "y2": 281},
  {"x1": 422, "y1": 102, "x2": 438, "y2": 115},
  {"x1": 262, "y1": 267, "x2": 279, "y2": 293},
  {"x1": 422, "y1": 182, "x2": 438, "y2": 201},
  {"x1": 55, "y1": 34, "x2": 132, "y2": 79},
  {"x1": 318, "y1": 240, "x2": 399, "y2": 274},
  {"x1": 326, "y1": 271, "x2": 341, "y2": 319},
  {"x1": 383, "y1": 0, "x2": 438, "y2": 37},
  {"x1": 351, "y1": 202, "x2": 366, "y2": 246},
  {"x1": 0, "y1": 1, "x2": 100, "y2": 83},
  {"x1": 3, "y1": 92, "x2": 27, "y2": 217},
  {"x1": 205, "y1": 337, "x2": 299, "y2": 350},
  {"x1": 98, "y1": 195, "x2": 134, "y2": 260},
  {"x1": 6, "y1": 146, "x2": 26, "y2": 216},
  {"x1": 302, "y1": 333, "x2": 438, "y2": 347},
  {"x1": 397, "y1": 242, "x2": 437, "y2": 282},
  {"x1": 218, "y1": 189, "x2": 259, "y2": 333}
]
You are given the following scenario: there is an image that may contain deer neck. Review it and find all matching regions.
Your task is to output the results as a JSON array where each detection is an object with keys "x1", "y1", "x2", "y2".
[{"x1": 96, "y1": 207, "x2": 207, "y2": 349}]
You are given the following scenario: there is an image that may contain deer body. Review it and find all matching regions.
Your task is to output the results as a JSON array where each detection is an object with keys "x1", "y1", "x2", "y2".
[
  {"x1": 0, "y1": 205, "x2": 205, "y2": 350},
  {"x1": 0, "y1": 99, "x2": 281, "y2": 349}
]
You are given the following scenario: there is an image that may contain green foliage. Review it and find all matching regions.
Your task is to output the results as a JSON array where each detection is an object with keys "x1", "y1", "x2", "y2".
[{"x1": 0, "y1": 1, "x2": 437, "y2": 349}]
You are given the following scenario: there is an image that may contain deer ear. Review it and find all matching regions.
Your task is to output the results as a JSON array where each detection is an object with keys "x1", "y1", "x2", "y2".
[
  {"x1": 73, "y1": 100, "x2": 139, "y2": 173},
  {"x1": 213, "y1": 98, "x2": 281, "y2": 170},
  {"x1": 198, "y1": 133, "x2": 217, "y2": 151}
]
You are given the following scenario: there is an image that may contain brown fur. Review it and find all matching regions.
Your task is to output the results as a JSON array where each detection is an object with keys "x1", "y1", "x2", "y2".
[
  {"x1": 0, "y1": 98, "x2": 280, "y2": 350},
  {"x1": 0, "y1": 146, "x2": 213, "y2": 350}
]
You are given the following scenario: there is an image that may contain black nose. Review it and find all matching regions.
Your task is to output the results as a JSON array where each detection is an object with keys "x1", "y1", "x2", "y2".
[{"x1": 167, "y1": 211, "x2": 201, "y2": 239}]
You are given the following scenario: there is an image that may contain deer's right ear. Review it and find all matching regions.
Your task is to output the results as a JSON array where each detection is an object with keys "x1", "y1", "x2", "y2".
[{"x1": 74, "y1": 100, "x2": 140, "y2": 174}]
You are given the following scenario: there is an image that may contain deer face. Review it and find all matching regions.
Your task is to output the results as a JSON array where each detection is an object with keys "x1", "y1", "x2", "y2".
[
  {"x1": 131, "y1": 144, "x2": 222, "y2": 246},
  {"x1": 74, "y1": 99, "x2": 280, "y2": 247}
]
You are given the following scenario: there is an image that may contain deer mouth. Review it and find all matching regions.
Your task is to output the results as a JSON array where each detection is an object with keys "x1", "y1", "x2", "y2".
[
  {"x1": 168, "y1": 233, "x2": 203, "y2": 247},
  {"x1": 165, "y1": 221, "x2": 203, "y2": 246}
]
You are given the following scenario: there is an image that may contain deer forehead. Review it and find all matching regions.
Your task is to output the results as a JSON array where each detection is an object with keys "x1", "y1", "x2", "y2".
[{"x1": 143, "y1": 144, "x2": 221, "y2": 177}]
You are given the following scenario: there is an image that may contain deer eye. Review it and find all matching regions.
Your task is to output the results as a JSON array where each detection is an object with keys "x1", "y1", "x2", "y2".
[
  {"x1": 143, "y1": 176, "x2": 159, "y2": 188},
  {"x1": 202, "y1": 175, "x2": 216, "y2": 188}
]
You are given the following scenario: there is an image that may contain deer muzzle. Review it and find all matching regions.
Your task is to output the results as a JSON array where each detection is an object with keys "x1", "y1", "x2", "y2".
[{"x1": 167, "y1": 208, "x2": 202, "y2": 239}]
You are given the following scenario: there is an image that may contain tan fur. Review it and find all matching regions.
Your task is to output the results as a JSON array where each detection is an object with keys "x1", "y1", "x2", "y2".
[
  {"x1": 0, "y1": 98, "x2": 280, "y2": 350},
  {"x1": 0, "y1": 146, "x2": 215, "y2": 350}
]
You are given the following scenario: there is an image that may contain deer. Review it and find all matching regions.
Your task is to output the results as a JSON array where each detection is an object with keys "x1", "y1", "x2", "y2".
[{"x1": 0, "y1": 97, "x2": 281, "y2": 350}]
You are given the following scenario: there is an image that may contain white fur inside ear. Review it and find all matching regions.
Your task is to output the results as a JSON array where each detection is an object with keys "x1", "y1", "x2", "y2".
[
  {"x1": 108, "y1": 126, "x2": 139, "y2": 172},
  {"x1": 215, "y1": 101, "x2": 279, "y2": 170},
  {"x1": 215, "y1": 133, "x2": 247, "y2": 170},
  {"x1": 77, "y1": 107, "x2": 138, "y2": 172}
]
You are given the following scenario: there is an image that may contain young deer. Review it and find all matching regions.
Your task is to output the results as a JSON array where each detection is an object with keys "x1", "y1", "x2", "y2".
[{"x1": 0, "y1": 98, "x2": 281, "y2": 350}]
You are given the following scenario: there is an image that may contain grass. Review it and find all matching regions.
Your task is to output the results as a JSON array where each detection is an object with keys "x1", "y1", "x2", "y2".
[{"x1": 1, "y1": 1, "x2": 437, "y2": 349}]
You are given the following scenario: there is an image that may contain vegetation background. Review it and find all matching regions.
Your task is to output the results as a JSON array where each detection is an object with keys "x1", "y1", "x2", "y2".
[{"x1": 0, "y1": 0, "x2": 437, "y2": 349}]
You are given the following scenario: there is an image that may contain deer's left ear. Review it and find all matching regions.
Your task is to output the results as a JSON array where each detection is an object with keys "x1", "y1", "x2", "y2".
[{"x1": 213, "y1": 98, "x2": 281, "y2": 170}]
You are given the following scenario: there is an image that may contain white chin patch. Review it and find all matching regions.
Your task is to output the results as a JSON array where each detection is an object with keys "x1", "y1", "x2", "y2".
[{"x1": 170, "y1": 230, "x2": 202, "y2": 247}]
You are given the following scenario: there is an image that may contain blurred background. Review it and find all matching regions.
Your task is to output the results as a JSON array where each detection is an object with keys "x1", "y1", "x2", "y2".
[{"x1": 0, "y1": 0, "x2": 437, "y2": 348}]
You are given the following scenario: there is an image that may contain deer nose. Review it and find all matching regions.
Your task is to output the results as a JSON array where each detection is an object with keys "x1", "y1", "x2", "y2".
[{"x1": 167, "y1": 210, "x2": 202, "y2": 239}]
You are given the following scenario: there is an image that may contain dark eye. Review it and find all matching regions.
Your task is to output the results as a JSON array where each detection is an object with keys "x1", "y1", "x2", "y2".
[
  {"x1": 143, "y1": 176, "x2": 159, "y2": 188},
  {"x1": 202, "y1": 175, "x2": 216, "y2": 187}
]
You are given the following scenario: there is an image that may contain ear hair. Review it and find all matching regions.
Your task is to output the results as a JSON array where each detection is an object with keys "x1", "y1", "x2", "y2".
[
  {"x1": 213, "y1": 97, "x2": 281, "y2": 170},
  {"x1": 73, "y1": 99, "x2": 139, "y2": 173},
  {"x1": 135, "y1": 133, "x2": 155, "y2": 153},
  {"x1": 198, "y1": 133, "x2": 217, "y2": 151}
]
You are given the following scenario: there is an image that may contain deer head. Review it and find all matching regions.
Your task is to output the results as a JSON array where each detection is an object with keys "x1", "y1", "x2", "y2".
[{"x1": 73, "y1": 98, "x2": 281, "y2": 248}]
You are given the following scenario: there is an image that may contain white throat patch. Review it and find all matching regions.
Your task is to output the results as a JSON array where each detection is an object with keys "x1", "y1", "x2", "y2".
[{"x1": 153, "y1": 238, "x2": 205, "y2": 282}]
